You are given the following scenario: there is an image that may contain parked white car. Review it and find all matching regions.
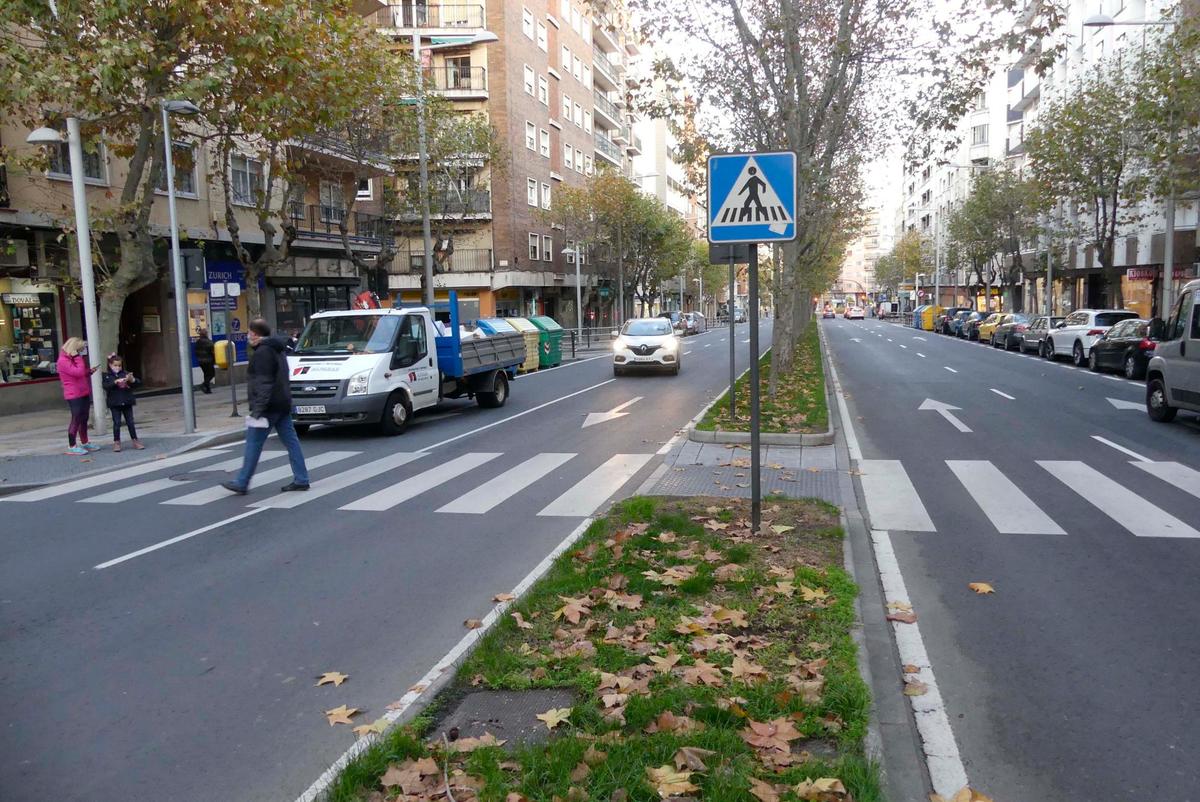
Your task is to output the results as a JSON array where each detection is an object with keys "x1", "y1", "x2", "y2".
[
  {"x1": 1146, "y1": 278, "x2": 1200, "y2": 422},
  {"x1": 612, "y1": 317, "x2": 682, "y2": 376},
  {"x1": 1044, "y1": 309, "x2": 1139, "y2": 366}
]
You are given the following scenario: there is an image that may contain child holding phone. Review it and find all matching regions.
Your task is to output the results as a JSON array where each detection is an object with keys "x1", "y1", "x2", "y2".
[{"x1": 102, "y1": 353, "x2": 144, "y2": 452}]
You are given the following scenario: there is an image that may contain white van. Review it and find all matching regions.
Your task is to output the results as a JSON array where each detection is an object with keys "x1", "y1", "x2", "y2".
[{"x1": 1146, "y1": 278, "x2": 1200, "y2": 422}]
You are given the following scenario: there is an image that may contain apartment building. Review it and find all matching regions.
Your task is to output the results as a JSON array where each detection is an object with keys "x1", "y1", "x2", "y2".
[
  {"x1": 836, "y1": 208, "x2": 892, "y2": 305},
  {"x1": 377, "y1": 0, "x2": 643, "y2": 328}
]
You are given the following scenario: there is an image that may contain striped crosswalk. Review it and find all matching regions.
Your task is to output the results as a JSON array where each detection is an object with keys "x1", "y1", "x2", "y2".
[
  {"x1": 859, "y1": 457, "x2": 1200, "y2": 539},
  {"x1": 3, "y1": 447, "x2": 657, "y2": 522}
]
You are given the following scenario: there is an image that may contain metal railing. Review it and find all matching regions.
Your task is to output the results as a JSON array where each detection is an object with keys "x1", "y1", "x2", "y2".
[
  {"x1": 594, "y1": 134, "x2": 622, "y2": 163},
  {"x1": 400, "y1": 247, "x2": 492, "y2": 274},
  {"x1": 426, "y1": 65, "x2": 487, "y2": 94},
  {"x1": 287, "y1": 202, "x2": 387, "y2": 241},
  {"x1": 593, "y1": 50, "x2": 620, "y2": 84},
  {"x1": 593, "y1": 91, "x2": 620, "y2": 124},
  {"x1": 372, "y1": 3, "x2": 485, "y2": 29},
  {"x1": 398, "y1": 188, "x2": 491, "y2": 219},
  {"x1": 629, "y1": 132, "x2": 643, "y2": 154}
]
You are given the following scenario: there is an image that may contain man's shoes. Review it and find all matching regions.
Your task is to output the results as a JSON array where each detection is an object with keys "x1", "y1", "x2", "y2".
[
  {"x1": 280, "y1": 482, "x2": 310, "y2": 492},
  {"x1": 221, "y1": 481, "x2": 247, "y2": 495}
]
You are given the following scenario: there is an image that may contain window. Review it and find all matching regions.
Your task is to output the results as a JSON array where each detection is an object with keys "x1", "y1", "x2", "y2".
[
  {"x1": 583, "y1": 110, "x2": 592, "y2": 133},
  {"x1": 536, "y1": 21, "x2": 548, "y2": 51},
  {"x1": 564, "y1": 143, "x2": 574, "y2": 171},
  {"x1": 47, "y1": 132, "x2": 106, "y2": 183},
  {"x1": 573, "y1": 55, "x2": 582, "y2": 81},
  {"x1": 561, "y1": 0, "x2": 571, "y2": 17},
  {"x1": 522, "y1": 7, "x2": 534, "y2": 38},
  {"x1": 971, "y1": 124, "x2": 989, "y2": 145},
  {"x1": 562, "y1": 93, "x2": 572, "y2": 121},
  {"x1": 356, "y1": 178, "x2": 373, "y2": 201},
  {"x1": 540, "y1": 128, "x2": 551, "y2": 158},
  {"x1": 584, "y1": 154, "x2": 593, "y2": 176},
  {"x1": 543, "y1": 235, "x2": 553, "y2": 261},
  {"x1": 582, "y1": 65, "x2": 591, "y2": 89},
  {"x1": 565, "y1": 239, "x2": 576, "y2": 263},
  {"x1": 562, "y1": 45, "x2": 571, "y2": 71},
  {"x1": 154, "y1": 141, "x2": 197, "y2": 196},
  {"x1": 1190, "y1": 296, "x2": 1200, "y2": 340},
  {"x1": 529, "y1": 233, "x2": 541, "y2": 261},
  {"x1": 541, "y1": 182, "x2": 551, "y2": 209},
  {"x1": 538, "y1": 75, "x2": 549, "y2": 105},
  {"x1": 524, "y1": 65, "x2": 536, "y2": 95},
  {"x1": 527, "y1": 177, "x2": 538, "y2": 206},
  {"x1": 573, "y1": 102, "x2": 583, "y2": 126},
  {"x1": 231, "y1": 154, "x2": 264, "y2": 206},
  {"x1": 526, "y1": 121, "x2": 537, "y2": 150},
  {"x1": 394, "y1": 313, "x2": 427, "y2": 366},
  {"x1": 576, "y1": 154, "x2": 585, "y2": 174},
  {"x1": 319, "y1": 179, "x2": 345, "y2": 223},
  {"x1": 571, "y1": 7, "x2": 582, "y2": 33}
]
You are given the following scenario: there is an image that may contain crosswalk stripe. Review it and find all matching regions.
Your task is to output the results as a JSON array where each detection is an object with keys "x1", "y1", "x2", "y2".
[
  {"x1": 0, "y1": 450, "x2": 217, "y2": 502},
  {"x1": 252, "y1": 452, "x2": 427, "y2": 510},
  {"x1": 1131, "y1": 461, "x2": 1200, "y2": 501},
  {"x1": 163, "y1": 451, "x2": 358, "y2": 506},
  {"x1": 1039, "y1": 460, "x2": 1200, "y2": 539},
  {"x1": 192, "y1": 451, "x2": 284, "y2": 473},
  {"x1": 81, "y1": 477, "x2": 192, "y2": 504},
  {"x1": 538, "y1": 453, "x2": 654, "y2": 517},
  {"x1": 339, "y1": 452, "x2": 501, "y2": 511},
  {"x1": 946, "y1": 461, "x2": 1064, "y2": 535},
  {"x1": 438, "y1": 453, "x2": 576, "y2": 514},
  {"x1": 858, "y1": 460, "x2": 935, "y2": 532}
]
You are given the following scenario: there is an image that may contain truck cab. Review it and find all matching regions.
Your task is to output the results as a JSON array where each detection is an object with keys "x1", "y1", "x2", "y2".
[
  {"x1": 1146, "y1": 278, "x2": 1200, "y2": 422},
  {"x1": 288, "y1": 293, "x2": 524, "y2": 435}
]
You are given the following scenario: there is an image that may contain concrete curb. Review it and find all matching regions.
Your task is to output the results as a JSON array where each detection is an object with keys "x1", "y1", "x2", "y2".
[{"x1": 0, "y1": 426, "x2": 246, "y2": 497}]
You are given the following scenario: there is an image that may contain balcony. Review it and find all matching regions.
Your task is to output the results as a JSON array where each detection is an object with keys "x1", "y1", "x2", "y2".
[
  {"x1": 400, "y1": 247, "x2": 492, "y2": 274},
  {"x1": 372, "y1": 3, "x2": 485, "y2": 31},
  {"x1": 627, "y1": 132, "x2": 642, "y2": 155},
  {"x1": 594, "y1": 133, "x2": 622, "y2": 166},
  {"x1": 287, "y1": 202, "x2": 387, "y2": 243},
  {"x1": 1011, "y1": 79, "x2": 1039, "y2": 114},
  {"x1": 593, "y1": 11, "x2": 620, "y2": 53},
  {"x1": 398, "y1": 188, "x2": 492, "y2": 220},
  {"x1": 593, "y1": 91, "x2": 621, "y2": 128},
  {"x1": 426, "y1": 65, "x2": 488, "y2": 99},
  {"x1": 592, "y1": 50, "x2": 620, "y2": 91}
]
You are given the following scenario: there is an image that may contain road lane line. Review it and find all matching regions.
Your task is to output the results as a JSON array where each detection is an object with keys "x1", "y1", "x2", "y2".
[
  {"x1": 1091, "y1": 435, "x2": 1151, "y2": 462},
  {"x1": 163, "y1": 451, "x2": 358, "y2": 506},
  {"x1": 946, "y1": 461, "x2": 1064, "y2": 534},
  {"x1": 514, "y1": 353, "x2": 609, "y2": 377},
  {"x1": 858, "y1": 460, "x2": 936, "y2": 532},
  {"x1": 438, "y1": 453, "x2": 575, "y2": 514},
  {"x1": 538, "y1": 453, "x2": 654, "y2": 517},
  {"x1": 340, "y1": 452, "x2": 502, "y2": 512},
  {"x1": 886, "y1": 338, "x2": 893, "y2": 342},
  {"x1": 2, "y1": 450, "x2": 217, "y2": 502},
  {"x1": 1132, "y1": 461, "x2": 1200, "y2": 500},
  {"x1": 1040, "y1": 460, "x2": 1200, "y2": 538},
  {"x1": 917, "y1": 352, "x2": 926, "y2": 358},
  {"x1": 943, "y1": 366, "x2": 958, "y2": 373},
  {"x1": 95, "y1": 509, "x2": 268, "y2": 570},
  {"x1": 899, "y1": 344, "x2": 908, "y2": 349},
  {"x1": 989, "y1": 389, "x2": 1015, "y2": 400}
]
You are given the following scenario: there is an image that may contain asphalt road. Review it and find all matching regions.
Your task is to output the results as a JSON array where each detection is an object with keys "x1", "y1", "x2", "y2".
[
  {"x1": 0, "y1": 322, "x2": 769, "y2": 802},
  {"x1": 824, "y1": 316, "x2": 1200, "y2": 802}
]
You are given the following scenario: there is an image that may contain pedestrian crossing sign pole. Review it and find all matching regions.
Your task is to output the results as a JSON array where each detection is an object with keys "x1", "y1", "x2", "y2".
[{"x1": 707, "y1": 151, "x2": 797, "y2": 533}]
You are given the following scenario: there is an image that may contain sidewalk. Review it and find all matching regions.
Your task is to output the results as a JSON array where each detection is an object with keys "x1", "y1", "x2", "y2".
[{"x1": 0, "y1": 384, "x2": 247, "y2": 491}]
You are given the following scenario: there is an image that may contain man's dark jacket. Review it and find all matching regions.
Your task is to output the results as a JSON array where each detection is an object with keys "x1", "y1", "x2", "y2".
[
  {"x1": 247, "y1": 336, "x2": 292, "y2": 417},
  {"x1": 194, "y1": 335, "x2": 215, "y2": 365}
]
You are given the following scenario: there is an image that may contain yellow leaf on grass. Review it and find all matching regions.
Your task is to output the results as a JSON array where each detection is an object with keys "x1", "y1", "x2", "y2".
[
  {"x1": 800, "y1": 585, "x2": 829, "y2": 602},
  {"x1": 967, "y1": 582, "x2": 995, "y2": 595},
  {"x1": 553, "y1": 596, "x2": 592, "y2": 624},
  {"x1": 351, "y1": 717, "x2": 389, "y2": 737},
  {"x1": 648, "y1": 650, "x2": 682, "y2": 673},
  {"x1": 770, "y1": 524, "x2": 794, "y2": 534},
  {"x1": 644, "y1": 765, "x2": 700, "y2": 798},
  {"x1": 511, "y1": 611, "x2": 533, "y2": 630},
  {"x1": 729, "y1": 655, "x2": 768, "y2": 682},
  {"x1": 748, "y1": 777, "x2": 782, "y2": 802},
  {"x1": 324, "y1": 704, "x2": 359, "y2": 726},
  {"x1": 535, "y1": 707, "x2": 572, "y2": 730},
  {"x1": 794, "y1": 777, "x2": 848, "y2": 799},
  {"x1": 673, "y1": 746, "x2": 716, "y2": 771},
  {"x1": 315, "y1": 671, "x2": 348, "y2": 687},
  {"x1": 712, "y1": 606, "x2": 750, "y2": 627}
]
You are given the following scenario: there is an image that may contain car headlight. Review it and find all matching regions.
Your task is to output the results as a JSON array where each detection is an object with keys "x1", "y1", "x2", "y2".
[
  {"x1": 613, "y1": 337, "x2": 628, "y2": 352},
  {"x1": 662, "y1": 337, "x2": 679, "y2": 352},
  {"x1": 347, "y1": 370, "x2": 371, "y2": 396}
]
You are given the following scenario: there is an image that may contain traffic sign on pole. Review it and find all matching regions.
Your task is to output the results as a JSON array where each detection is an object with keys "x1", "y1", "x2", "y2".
[{"x1": 707, "y1": 152, "x2": 797, "y2": 244}]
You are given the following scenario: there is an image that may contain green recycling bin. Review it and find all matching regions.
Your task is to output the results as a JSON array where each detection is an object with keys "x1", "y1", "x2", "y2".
[{"x1": 528, "y1": 315, "x2": 564, "y2": 368}]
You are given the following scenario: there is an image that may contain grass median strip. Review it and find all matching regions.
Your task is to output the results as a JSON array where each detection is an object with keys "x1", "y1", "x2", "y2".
[
  {"x1": 698, "y1": 322, "x2": 827, "y2": 434},
  {"x1": 325, "y1": 495, "x2": 879, "y2": 802}
]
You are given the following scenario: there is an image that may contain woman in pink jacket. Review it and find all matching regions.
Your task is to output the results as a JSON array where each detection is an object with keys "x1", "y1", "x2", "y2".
[{"x1": 57, "y1": 337, "x2": 99, "y2": 455}]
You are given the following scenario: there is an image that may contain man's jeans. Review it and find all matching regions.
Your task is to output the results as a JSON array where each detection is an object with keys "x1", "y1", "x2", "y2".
[{"x1": 233, "y1": 412, "x2": 310, "y2": 489}]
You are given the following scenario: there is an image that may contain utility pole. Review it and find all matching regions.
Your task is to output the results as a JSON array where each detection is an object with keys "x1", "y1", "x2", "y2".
[{"x1": 412, "y1": 30, "x2": 435, "y2": 307}]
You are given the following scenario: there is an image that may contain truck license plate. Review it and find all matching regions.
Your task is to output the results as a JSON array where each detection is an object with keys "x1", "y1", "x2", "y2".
[{"x1": 295, "y1": 405, "x2": 325, "y2": 415}]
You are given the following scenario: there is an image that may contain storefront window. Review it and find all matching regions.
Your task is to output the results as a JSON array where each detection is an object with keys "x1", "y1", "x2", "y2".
[
  {"x1": 275, "y1": 285, "x2": 353, "y2": 340},
  {"x1": 1120, "y1": 275, "x2": 1154, "y2": 319},
  {"x1": 1, "y1": 289, "x2": 60, "y2": 382}
]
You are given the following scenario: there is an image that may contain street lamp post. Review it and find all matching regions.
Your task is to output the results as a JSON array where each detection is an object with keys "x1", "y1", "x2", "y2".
[
  {"x1": 161, "y1": 99, "x2": 201, "y2": 433},
  {"x1": 27, "y1": 121, "x2": 105, "y2": 434}
]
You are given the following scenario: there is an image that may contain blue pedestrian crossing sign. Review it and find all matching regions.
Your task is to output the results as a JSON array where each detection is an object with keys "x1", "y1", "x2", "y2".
[{"x1": 707, "y1": 151, "x2": 797, "y2": 244}]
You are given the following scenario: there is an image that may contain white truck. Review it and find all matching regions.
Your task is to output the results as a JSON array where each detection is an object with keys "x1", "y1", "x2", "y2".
[{"x1": 286, "y1": 292, "x2": 525, "y2": 435}]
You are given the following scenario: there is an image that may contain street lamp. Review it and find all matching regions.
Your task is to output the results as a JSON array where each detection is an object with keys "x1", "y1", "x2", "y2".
[
  {"x1": 161, "y1": 99, "x2": 201, "y2": 433},
  {"x1": 27, "y1": 121, "x2": 106, "y2": 434},
  {"x1": 561, "y1": 243, "x2": 584, "y2": 331},
  {"x1": 1083, "y1": 12, "x2": 1176, "y2": 317}
]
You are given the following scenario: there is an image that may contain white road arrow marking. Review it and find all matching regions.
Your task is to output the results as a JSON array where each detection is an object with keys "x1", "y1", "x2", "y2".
[
  {"x1": 1107, "y1": 397, "x2": 1142, "y2": 411},
  {"x1": 582, "y1": 396, "x2": 643, "y2": 429},
  {"x1": 914, "y1": 336, "x2": 927, "y2": 341},
  {"x1": 919, "y1": 398, "x2": 972, "y2": 433}
]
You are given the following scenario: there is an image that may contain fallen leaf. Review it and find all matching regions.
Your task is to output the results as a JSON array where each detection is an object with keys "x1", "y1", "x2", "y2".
[
  {"x1": 800, "y1": 585, "x2": 829, "y2": 602},
  {"x1": 447, "y1": 732, "x2": 507, "y2": 752},
  {"x1": 903, "y1": 677, "x2": 929, "y2": 696},
  {"x1": 324, "y1": 704, "x2": 359, "y2": 726},
  {"x1": 535, "y1": 707, "x2": 572, "y2": 730},
  {"x1": 886, "y1": 600, "x2": 913, "y2": 612},
  {"x1": 794, "y1": 777, "x2": 848, "y2": 800},
  {"x1": 493, "y1": 592, "x2": 516, "y2": 602},
  {"x1": 903, "y1": 664, "x2": 921, "y2": 674},
  {"x1": 657, "y1": 531, "x2": 678, "y2": 543},
  {"x1": 886, "y1": 610, "x2": 918, "y2": 624},
  {"x1": 673, "y1": 746, "x2": 716, "y2": 771},
  {"x1": 748, "y1": 777, "x2": 782, "y2": 802},
  {"x1": 583, "y1": 745, "x2": 608, "y2": 766},
  {"x1": 728, "y1": 655, "x2": 768, "y2": 682},
  {"x1": 570, "y1": 761, "x2": 591, "y2": 782},
  {"x1": 714, "y1": 563, "x2": 743, "y2": 581},
  {"x1": 771, "y1": 524, "x2": 794, "y2": 534},
  {"x1": 649, "y1": 650, "x2": 682, "y2": 673},
  {"x1": 351, "y1": 717, "x2": 389, "y2": 737},
  {"x1": 682, "y1": 660, "x2": 725, "y2": 687},
  {"x1": 553, "y1": 596, "x2": 592, "y2": 624},
  {"x1": 967, "y1": 582, "x2": 995, "y2": 595},
  {"x1": 644, "y1": 765, "x2": 700, "y2": 798},
  {"x1": 464, "y1": 618, "x2": 483, "y2": 629},
  {"x1": 316, "y1": 671, "x2": 348, "y2": 687},
  {"x1": 712, "y1": 606, "x2": 750, "y2": 628},
  {"x1": 740, "y1": 717, "x2": 802, "y2": 752},
  {"x1": 511, "y1": 611, "x2": 533, "y2": 630},
  {"x1": 772, "y1": 580, "x2": 796, "y2": 597},
  {"x1": 929, "y1": 790, "x2": 996, "y2": 802}
]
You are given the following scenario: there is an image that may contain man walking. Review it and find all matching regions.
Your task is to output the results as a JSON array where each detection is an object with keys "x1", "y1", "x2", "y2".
[
  {"x1": 221, "y1": 319, "x2": 309, "y2": 495},
  {"x1": 194, "y1": 328, "x2": 215, "y2": 394}
]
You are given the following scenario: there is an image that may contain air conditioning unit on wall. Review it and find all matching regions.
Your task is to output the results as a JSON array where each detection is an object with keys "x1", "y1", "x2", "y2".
[{"x1": 0, "y1": 238, "x2": 30, "y2": 268}]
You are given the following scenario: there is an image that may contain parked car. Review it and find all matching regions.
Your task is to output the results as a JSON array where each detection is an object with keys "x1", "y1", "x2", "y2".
[
  {"x1": 937, "y1": 307, "x2": 973, "y2": 335},
  {"x1": 975, "y1": 313, "x2": 1004, "y2": 344},
  {"x1": 1146, "y1": 279, "x2": 1200, "y2": 421},
  {"x1": 991, "y1": 314, "x2": 1032, "y2": 350},
  {"x1": 845, "y1": 306, "x2": 865, "y2": 320},
  {"x1": 682, "y1": 311, "x2": 707, "y2": 335},
  {"x1": 613, "y1": 317, "x2": 682, "y2": 375},
  {"x1": 736, "y1": 307, "x2": 747, "y2": 323},
  {"x1": 1018, "y1": 316, "x2": 1065, "y2": 354},
  {"x1": 1044, "y1": 309, "x2": 1139, "y2": 366},
  {"x1": 949, "y1": 310, "x2": 975, "y2": 338},
  {"x1": 661, "y1": 310, "x2": 684, "y2": 332},
  {"x1": 960, "y1": 311, "x2": 989, "y2": 340},
  {"x1": 1087, "y1": 318, "x2": 1155, "y2": 379}
]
